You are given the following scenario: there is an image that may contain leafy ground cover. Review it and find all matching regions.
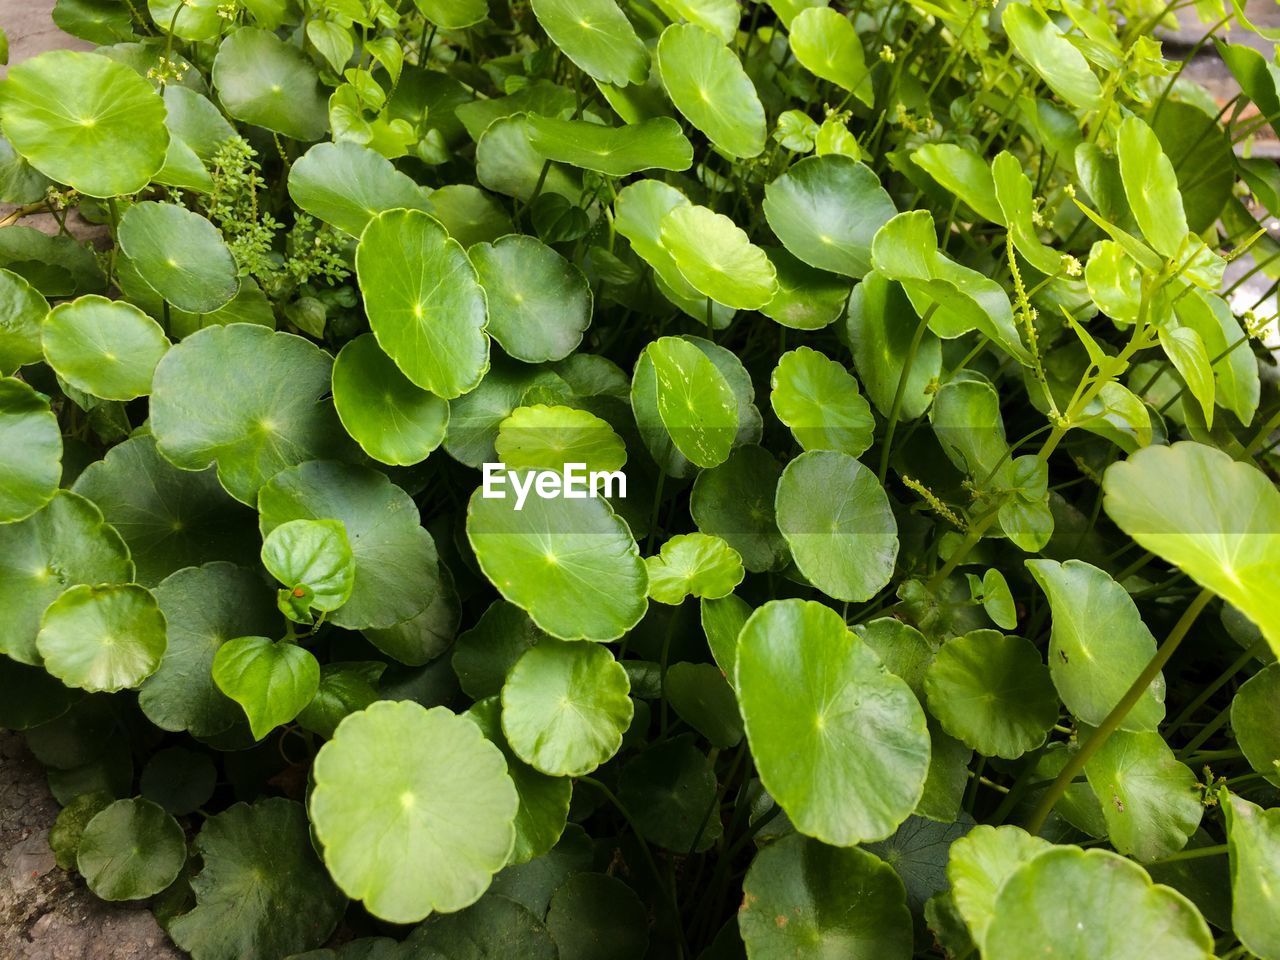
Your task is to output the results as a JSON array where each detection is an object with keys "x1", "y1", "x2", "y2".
[{"x1": 1, "y1": 0, "x2": 1279, "y2": 958}]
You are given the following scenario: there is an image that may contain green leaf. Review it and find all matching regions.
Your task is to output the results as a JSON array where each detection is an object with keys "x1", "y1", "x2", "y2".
[
  {"x1": 736, "y1": 599, "x2": 930, "y2": 845},
  {"x1": 1223, "y1": 791, "x2": 1280, "y2": 960},
  {"x1": 872, "y1": 211, "x2": 1030, "y2": 362},
  {"x1": 657, "y1": 23, "x2": 766, "y2": 159},
  {"x1": 501, "y1": 638, "x2": 633, "y2": 776},
  {"x1": 1104, "y1": 442, "x2": 1280, "y2": 657},
  {"x1": 659, "y1": 203, "x2": 777, "y2": 309},
  {"x1": 261, "y1": 518, "x2": 355, "y2": 622},
  {"x1": 467, "y1": 485, "x2": 647, "y2": 641},
  {"x1": 453, "y1": 601, "x2": 544, "y2": 700},
  {"x1": 332, "y1": 333, "x2": 449, "y2": 467},
  {"x1": 141, "y1": 747, "x2": 217, "y2": 815},
  {"x1": 470, "y1": 234, "x2": 591, "y2": 363},
  {"x1": 983, "y1": 847, "x2": 1213, "y2": 960},
  {"x1": 946, "y1": 825, "x2": 1052, "y2": 945},
  {"x1": 149, "y1": 323, "x2": 351, "y2": 506},
  {"x1": 646, "y1": 532, "x2": 744, "y2": 604},
  {"x1": 923, "y1": 630, "x2": 1057, "y2": 760},
  {"x1": 769, "y1": 346, "x2": 874, "y2": 456},
  {"x1": 49, "y1": 790, "x2": 111, "y2": 870},
  {"x1": 468, "y1": 697, "x2": 571, "y2": 865},
  {"x1": 776, "y1": 450, "x2": 898, "y2": 603},
  {"x1": 0, "y1": 268, "x2": 49, "y2": 373},
  {"x1": 1026, "y1": 559, "x2": 1165, "y2": 731},
  {"x1": 642, "y1": 335, "x2": 740, "y2": 468},
  {"x1": 212, "y1": 28, "x2": 328, "y2": 141},
  {"x1": 0, "y1": 51, "x2": 168, "y2": 197},
  {"x1": 37, "y1": 584, "x2": 166, "y2": 693},
  {"x1": 1232, "y1": 663, "x2": 1280, "y2": 785},
  {"x1": 761, "y1": 246, "x2": 852, "y2": 330},
  {"x1": 1002, "y1": 2, "x2": 1103, "y2": 112},
  {"x1": 1117, "y1": 115, "x2": 1189, "y2": 260},
  {"x1": 701, "y1": 593, "x2": 750, "y2": 683},
  {"x1": 530, "y1": 0, "x2": 649, "y2": 86},
  {"x1": 789, "y1": 7, "x2": 874, "y2": 105},
  {"x1": 117, "y1": 202, "x2": 239, "y2": 314},
  {"x1": 1158, "y1": 324, "x2": 1216, "y2": 427},
  {"x1": 545, "y1": 872, "x2": 648, "y2": 960},
  {"x1": 0, "y1": 376, "x2": 60, "y2": 523},
  {"x1": 618, "y1": 735, "x2": 722, "y2": 851},
  {"x1": 527, "y1": 116, "x2": 693, "y2": 176},
  {"x1": 763, "y1": 155, "x2": 897, "y2": 278},
  {"x1": 139, "y1": 562, "x2": 280, "y2": 737},
  {"x1": 495, "y1": 403, "x2": 626, "y2": 474},
  {"x1": 78, "y1": 798, "x2": 185, "y2": 900},
  {"x1": 311, "y1": 700, "x2": 516, "y2": 922},
  {"x1": 258, "y1": 461, "x2": 440, "y2": 631},
  {"x1": 408, "y1": 893, "x2": 559, "y2": 958},
  {"x1": 992, "y1": 151, "x2": 1064, "y2": 275},
  {"x1": 653, "y1": 0, "x2": 740, "y2": 42},
  {"x1": 1084, "y1": 728, "x2": 1202, "y2": 862},
  {"x1": 211, "y1": 635, "x2": 319, "y2": 740},
  {"x1": 476, "y1": 114, "x2": 582, "y2": 202},
  {"x1": 356, "y1": 208, "x2": 489, "y2": 399},
  {"x1": 414, "y1": 0, "x2": 488, "y2": 29},
  {"x1": 168, "y1": 798, "x2": 346, "y2": 960},
  {"x1": 1174, "y1": 289, "x2": 1259, "y2": 427},
  {"x1": 912, "y1": 143, "x2": 1003, "y2": 224},
  {"x1": 739, "y1": 832, "x2": 912, "y2": 958},
  {"x1": 150, "y1": 0, "x2": 223, "y2": 40},
  {"x1": 287, "y1": 141, "x2": 433, "y2": 237},
  {"x1": 690, "y1": 445, "x2": 787, "y2": 572},
  {"x1": 42, "y1": 295, "x2": 170, "y2": 401},
  {"x1": 296, "y1": 661, "x2": 385, "y2": 739},
  {"x1": 846, "y1": 271, "x2": 941, "y2": 420}
]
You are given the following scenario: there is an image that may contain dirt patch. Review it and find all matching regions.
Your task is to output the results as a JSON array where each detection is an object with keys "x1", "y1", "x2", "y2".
[{"x1": 0, "y1": 733, "x2": 183, "y2": 960}]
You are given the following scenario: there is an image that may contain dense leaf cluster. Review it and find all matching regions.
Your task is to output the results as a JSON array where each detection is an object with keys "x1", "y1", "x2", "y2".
[{"x1": 1, "y1": 0, "x2": 1280, "y2": 957}]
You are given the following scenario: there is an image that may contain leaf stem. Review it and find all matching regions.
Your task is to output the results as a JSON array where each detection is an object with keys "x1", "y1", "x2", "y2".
[
  {"x1": 1027, "y1": 588, "x2": 1214, "y2": 835},
  {"x1": 877, "y1": 303, "x2": 936, "y2": 485}
]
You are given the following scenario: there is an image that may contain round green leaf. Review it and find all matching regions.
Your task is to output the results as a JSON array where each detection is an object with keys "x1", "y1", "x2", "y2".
[
  {"x1": 468, "y1": 697, "x2": 571, "y2": 865},
  {"x1": 261, "y1": 518, "x2": 355, "y2": 619},
  {"x1": 467, "y1": 485, "x2": 647, "y2": 641},
  {"x1": 739, "y1": 832, "x2": 912, "y2": 959},
  {"x1": 983, "y1": 847, "x2": 1213, "y2": 960},
  {"x1": 763, "y1": 155, "x2": 896, "y2": 278},
  {"x1": 769, "y1": 346, "x2": 874, "y2": 456},
  {"x1": 117, "y1": 202, "x2": 239, "y2": 314},
  {"x1": 476, "y1": 114, "x2": 582, "y2": 202},
  {"x1": 736, "y1": 599, "x2": 930, "y2": 845},
  {"x1": 0, "y1": 50, "x2": 168, "y2": 197},
  {"x1": 49, "y1": 790, "x2": 112, "y2": 871},
  {"x1": 407, "y1": 893, "x2": 559, "y2": 959},
  {"x1": 453, "y1": 601, "x2": 544, "y2": 700},
  {"x1": 690, "y1": 445, "x2": 787, "y2": 572},
  {"x1": 1001, "y1": 2, "x2": 1103, "y2": 113},
  {"x1": 501, "y1": 638, "x2": 633, "y2": 776},
  {"x1": 168, "y1": 798, "x2": 346, "y2": 960},
  {"x1": 212, "y1": 27, "x2": 329, "y2": 141},
  {"x1": 140, "y1": 747, "x2": 217, "y2": 815},
  {"x1": 332, "y1": 334, "x2": 449, "y2": 467},
  {"x1": 1233, "y1": 663, "x2": 1280, "y2": 785},
  {"x1": 789, "y1": 7, "x2": 874, "y2": 104},
  {"x1": 527, "y1": 116, "x2": 692, "y2": 176},
  {"x1": 0, "y1": 491, "x2": 133, "y2": 665},
  {"x1": 140, "y1": 562, "x2": 281, "y2": 739},
  {"x1": 644, "y1": 335, "x2": 740, "y2": 468},
  {"x1": 495, "y1": 404, "x2": 626, "y2": 474},
  {"x1": 42, "y1": 295, "x2": 170, "y2": 401},
  {"x1": 760, "y1": 246, "x2": 851, "y2": 331},
  {"x1": 657, "y1": 23, "x2": 766, "y2": 158},
  {"x1": 923, "y1": 631, "x2": 1057, "y2": 760},
  {"x1": 946, "y1": 825, "x2": 1053, "y2": 945},
  {"x1": 149, "y1": 0, "x2": 223, "y2": 40},
  {"x1": 311, "y1": 700, "x2": 518, "y2": 922},
  {"x1": 258, "y1": 461, "x2": 437, "y2": 631},
  {"x1": 659, "y1": 203, "x2": 777, "y2": 309},
  {"x1": 1223, "y1": 791, "x2": 1280, "y2": 960},
  {"x1": 37, "y1": 584, "x2": 167, "y2": 693},
  {"x1": 0, "y1": 376, "x2": 60, "y2": 522},
  {"x1": 529, "y1": 0, "x2": 649, "y2": 86},
  {"x1": 471, "y1": 235, "x2": 591, "y2": 364},
  {"x1": 357, "y1": 208, "x2": 489, "y2": 399},
  {"x1": 150, "y1": 323, "x2": 351, "y2": 506},
  {"x1": 211, "y1": 635, "x2": 319, "y2": 740},
  {"x1": 288, "y1": 141, "x2": 434, "y2": 238},
  {"x1": 1026, "y1": 558, "x2": 1165, "y2": 731},
  {"x1": 73, "y1": 435, "x2": 257, "y2": 587},
  {"x1": 1103, "y1": 442, "x2": 1280, "y2": 659},
  {"x1": 545, "y1": 873, "x2": 649, "y2": 960},
  {"x1": 78, "y1": 798, "x2": 185, "y2": 901},
  {"x1": 0, "y1": 268, "x2": 49, "y2": 373},
  {"x1": 666, "y1": 660, "x2": 743, "y2": 747},
  {"x1": 645, "y1": 532, "x2": 744, "y2": 604},
  {"x1": 618, "y1": 736, "x2": 722, "y2": 852},
  {"x1": 775, "y1": 450, "x2": 898, "y2": 603}
]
